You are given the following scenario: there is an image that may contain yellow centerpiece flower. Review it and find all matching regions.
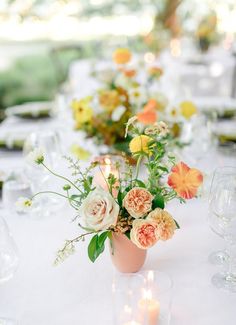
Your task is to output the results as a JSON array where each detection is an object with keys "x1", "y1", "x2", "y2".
[
  {"x1": 71, "y1": 97, "x2": 93, "y2": 128},
  {"x1": 180, "y1": 101, "x2": 198, "y2": 119},
  {"x1": 112, "y1": 48, "x2": 132, "y2": 65},
  {"x1": 129, "y1": 135, "x2": 152, "y2": 154},
  {"x1": 99, "y1": 89, "x2": 121, "y2": 112}
]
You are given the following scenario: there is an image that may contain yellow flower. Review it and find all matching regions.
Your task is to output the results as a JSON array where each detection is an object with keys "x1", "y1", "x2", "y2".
[
  {"x1": 99, "y1": 90, "x2": 120, "y2": 112},
  {"x1": 70, "y1": 144, "x2": 91, "y2": 161},
  {"x1": 112, "y1": 48, "x2": 132, "y2": 65},
  {"x1": 180, "y1": 101, "x2": 198, "y2": 119},
  {"x1": 129, "y1": 135, "x2": 152, "y2": 154},
  {"x1": 71, "y1": 97, "x2": 93, "y2": 128}
]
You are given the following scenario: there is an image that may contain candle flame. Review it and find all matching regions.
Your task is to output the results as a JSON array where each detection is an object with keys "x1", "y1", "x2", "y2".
[
  {"x1": 147, "y1": 270, "x2": 154, "y2": 282},
  {"x1": 143, "y1": 289, "x2": 152, "y2": 300},
  {"x1": 104, "y1": 157, "x2": 111, "y2": 176},
  {"x1": 124, "y1": 304, "x2": 132, "y2": 314}
]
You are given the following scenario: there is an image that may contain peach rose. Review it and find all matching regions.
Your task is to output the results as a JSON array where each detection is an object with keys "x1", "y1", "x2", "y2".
[
  {"x1": 79, "y1": 188, "x2": 119, "y2": 231},
  {"x1": 147, "y1": 208, "x2": 176, "y2": 241},
  {"x1": 130, "y1": 219, "x2": 159, "y2": 249},
  {"x1": 123, "y1": 187, "x2": 153, "y2": 218}
]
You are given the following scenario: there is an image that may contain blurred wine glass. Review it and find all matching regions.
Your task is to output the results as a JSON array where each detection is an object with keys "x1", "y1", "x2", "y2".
[
  {"x1": 0, "y1": 216, "x2": 19, "y2": 325},
  {"x1": 0, "y1": 216, "x2": 19, "y2": 283},
  {"x1": 23, "y1": 130, "x2": 64, "y2": 214},
  {"x1": 209, "y1": 169, "x2": 236, "y2": 292},
  {"x1": 0, "y1": 215, "x2": 19, "y2": 324},
  {"x1": 207, "y1": 167, "x2": 236, "y2": 266}
]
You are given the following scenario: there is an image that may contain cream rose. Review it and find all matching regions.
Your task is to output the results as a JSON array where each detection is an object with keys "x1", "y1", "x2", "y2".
[
  {"x1": 130, "y1": 219, "x2": 159, "y2": 249},
  {"x1": 123, "y1": 187, "x2": 153, "y2": 218},
  {"x1": 79, "y1": 188, "x2": 119, "y2": 231},
  {"x1": 147, "y1": 208, "x2": 176, "y2": 241}
]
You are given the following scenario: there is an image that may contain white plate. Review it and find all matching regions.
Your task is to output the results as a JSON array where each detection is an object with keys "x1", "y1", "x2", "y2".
[{"x1": 6, "y1": 101, "x2": 53, "y2": 118}]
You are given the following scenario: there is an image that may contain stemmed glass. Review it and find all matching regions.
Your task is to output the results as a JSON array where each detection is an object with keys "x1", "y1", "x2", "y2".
[
  {"x1": 208, "y1": 168, "x2": 236, "y2": 292},
  {"x1": 207, "y1": 167, "x2": 236, "y2": 266},
  {"x1": 0, "y1": 215, "x2": 19, "y2": 324}
]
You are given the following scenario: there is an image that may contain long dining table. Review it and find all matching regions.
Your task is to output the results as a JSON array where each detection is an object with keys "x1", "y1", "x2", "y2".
[{"x1": 1, "y1": 56, "x2": 236, "y2": 325}]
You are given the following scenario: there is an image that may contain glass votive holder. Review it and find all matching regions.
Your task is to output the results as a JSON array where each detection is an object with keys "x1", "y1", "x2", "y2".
[
  {"x1": 0, "y1": 317, "x2": 18, "y2": 325},
  {"x1": 2, "y1": 172, "x2": 32, "y2": 212},
  {"x1": 112, "y1": 273, "x2": 145, "y2": 325},
  {"x1": 139, "y1": 270, "x2": 173, "y2": 325},
  {"x1": 93, "y1": 154, "x2": 126, "y2": 195}
]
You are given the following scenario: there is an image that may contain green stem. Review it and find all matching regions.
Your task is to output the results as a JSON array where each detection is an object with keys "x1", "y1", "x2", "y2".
[
  {"x1": 42, "y1": 162, "x2": 82, "y2": 193},
  {"x1": 31, "y1": 190, "x2": 79, "y2": 203},
  {"x1": 135, "y1": 155, "x2": 143, "y2": 180}
]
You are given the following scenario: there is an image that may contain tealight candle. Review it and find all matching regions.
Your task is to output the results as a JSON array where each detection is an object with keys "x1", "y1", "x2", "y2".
[
  {"x1": 93, "y1": 155, "x2": 120, "y2": 196},
  {"x1": 139, "y1": 289, "x2": 160, "y2": 325}
]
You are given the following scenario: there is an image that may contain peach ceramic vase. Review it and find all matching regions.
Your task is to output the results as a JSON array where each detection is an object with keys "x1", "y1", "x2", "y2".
[{"x1": 110, "y1": 233, "x2": 147, "y2": 273}]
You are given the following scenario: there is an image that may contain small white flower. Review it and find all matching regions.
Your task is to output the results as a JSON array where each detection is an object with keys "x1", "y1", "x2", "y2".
[
  {"x1": 125, "y1": 116, "x2": 138, "y2": 137},
  {"x1": 128, "y1": 87, "x2": 147, "y2": 107},
  {"x1": 111, "y1": 105, "x2": 126, "y2": 122},
  {"x1": 145, "y1": 121, "x2": 169, "y2": 137},
  {"x1": 26, "y1": 148, "x2": 44, "y2": 165},
  {"x1": 157, "y1": 121, "x2": 169, "y2": 137},
  {"x1": 15, "y1": 197, "x2": 33, "y2": 213}
]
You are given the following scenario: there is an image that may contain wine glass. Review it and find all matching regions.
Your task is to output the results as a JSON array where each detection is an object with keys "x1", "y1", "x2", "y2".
[
  {"x1": 207, "y1": 167, "x2": 236, "y2": 266},
  {"x1": 0, "y1": 216, "x2": 19, "y2": 283},
  {"x1": 0, "y1": 215, "x2": 19, "y2": 323},
  {"x1": 209, "y1": 174, "x2": 236, "y2": 292},
  {"x1": 23, "y1": 130, "x2": 64, "y2": 214}
]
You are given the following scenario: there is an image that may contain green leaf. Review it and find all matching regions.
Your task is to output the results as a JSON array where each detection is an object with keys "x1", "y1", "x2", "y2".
[
  {"x1": 70, "y1": 194, "x2": 80, "y2": 200},
  {"x1": 174, "y1": 219, "x2": 180, "y2": 229},
  {"x1": 135, "y1": 180, "x2": 146, "y2": 188},
  {"x1": 88, "y1": 232, "x2": 110, "y2": 263},
  {"x1": 98, "y1": 231, "x2": 109, "y2": 248},
  {"x1": 152, "y1": 194, "x2": 165, "y2": 209},
  {"x1": 117, "y1": 190, "x2": 123, "y2": 206},
  {"x1": 125, "y1": 231, "x2": 131, "y2": 240},
  {"x1": 88, "y1": 234, "x2": 99, "y2": 263}
]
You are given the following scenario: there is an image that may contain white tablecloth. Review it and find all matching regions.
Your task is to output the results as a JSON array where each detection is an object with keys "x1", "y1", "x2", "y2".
[{"x1": 1, "y1": 58, "x2": 236, "y2": 325}]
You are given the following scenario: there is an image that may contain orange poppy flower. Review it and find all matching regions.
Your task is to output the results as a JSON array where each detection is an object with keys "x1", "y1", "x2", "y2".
[
  {"x1": 137, "y1": 107, "x2": 157, "y2": 125},
  {"x1": 167, "y1": 162, "x2": 203, "y2": 199}
]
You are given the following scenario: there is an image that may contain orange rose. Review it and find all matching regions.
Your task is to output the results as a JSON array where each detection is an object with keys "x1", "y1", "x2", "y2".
[
  {"x1": 113, "y1": 48, "x2": 132, "y2": 65},
  {"x1": 123, "y1": 187, "x2": 153, "y2": 218},
  {"x1": 147, "y1": 208, "x2": 176, "y2": 241},
  {"x1": 168, "y1": 162, "x2": 203, "y2": 199},
  {"x1": 130, "y1": 219, "x2": 159, "y2": 249}
]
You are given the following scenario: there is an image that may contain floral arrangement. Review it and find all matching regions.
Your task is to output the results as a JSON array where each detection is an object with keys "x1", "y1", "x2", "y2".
[
  {"x1": 196, "y1": 12, "x2": 218, "y2": 52},
  {"x1": 18, "y1": 119, "x2": 203, "y2": 264},
  {"x1": 71, "y1": 48, "x2": 167, "y2": 151}
]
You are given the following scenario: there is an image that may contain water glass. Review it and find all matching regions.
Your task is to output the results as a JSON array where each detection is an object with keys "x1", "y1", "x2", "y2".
[{"x1": 0, "y1": 216, "x2": 19, "y2": 283}]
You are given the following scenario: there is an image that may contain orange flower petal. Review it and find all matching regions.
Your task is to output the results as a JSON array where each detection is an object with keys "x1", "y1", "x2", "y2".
[
  {"x1": 137, "y1": 108, "x2": 157, "y2": 125},
  {"x1": 168, "y1": 162, "x2": 203, "y2": 199}
]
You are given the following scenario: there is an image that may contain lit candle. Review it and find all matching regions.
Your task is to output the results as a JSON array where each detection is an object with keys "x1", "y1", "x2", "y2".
[
  {"x1": 93, "y1": 156, "x2": 120, "y2": 196},
  {"x1": 123, "y1": 322, "x2": 141, "y2": 325},
  {"x1": 139, "y1": 289, "x2": 160, "y2": 325}
]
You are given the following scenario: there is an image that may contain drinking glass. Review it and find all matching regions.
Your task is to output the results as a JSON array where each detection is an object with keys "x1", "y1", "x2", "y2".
[
  {"x1": 0, "y1": 317, "x2": 18, "y2": 325},
  {"x1": 112, "y1": 273, "x2": 144, "y2": 325},
  {"x1": 2, "y1": 172, "x2": 32, "y2": 213},
  {"x1": 23, "y1": 130, "x2": 64, "y2": 213},
  {"x1": 207, "y1": 167, "x2": 236, "y2": 266},
  {"x1": 209, "y1": 171, "x2": 236, "y2": 292},
  {"x1": 0, "y1": 216, "x2": 19, "y2": 283}
]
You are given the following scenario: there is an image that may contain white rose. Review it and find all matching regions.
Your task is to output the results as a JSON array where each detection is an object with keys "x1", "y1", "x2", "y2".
[{"x1": 79, "y1": 188, "x2": 119, "y2": 231}]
